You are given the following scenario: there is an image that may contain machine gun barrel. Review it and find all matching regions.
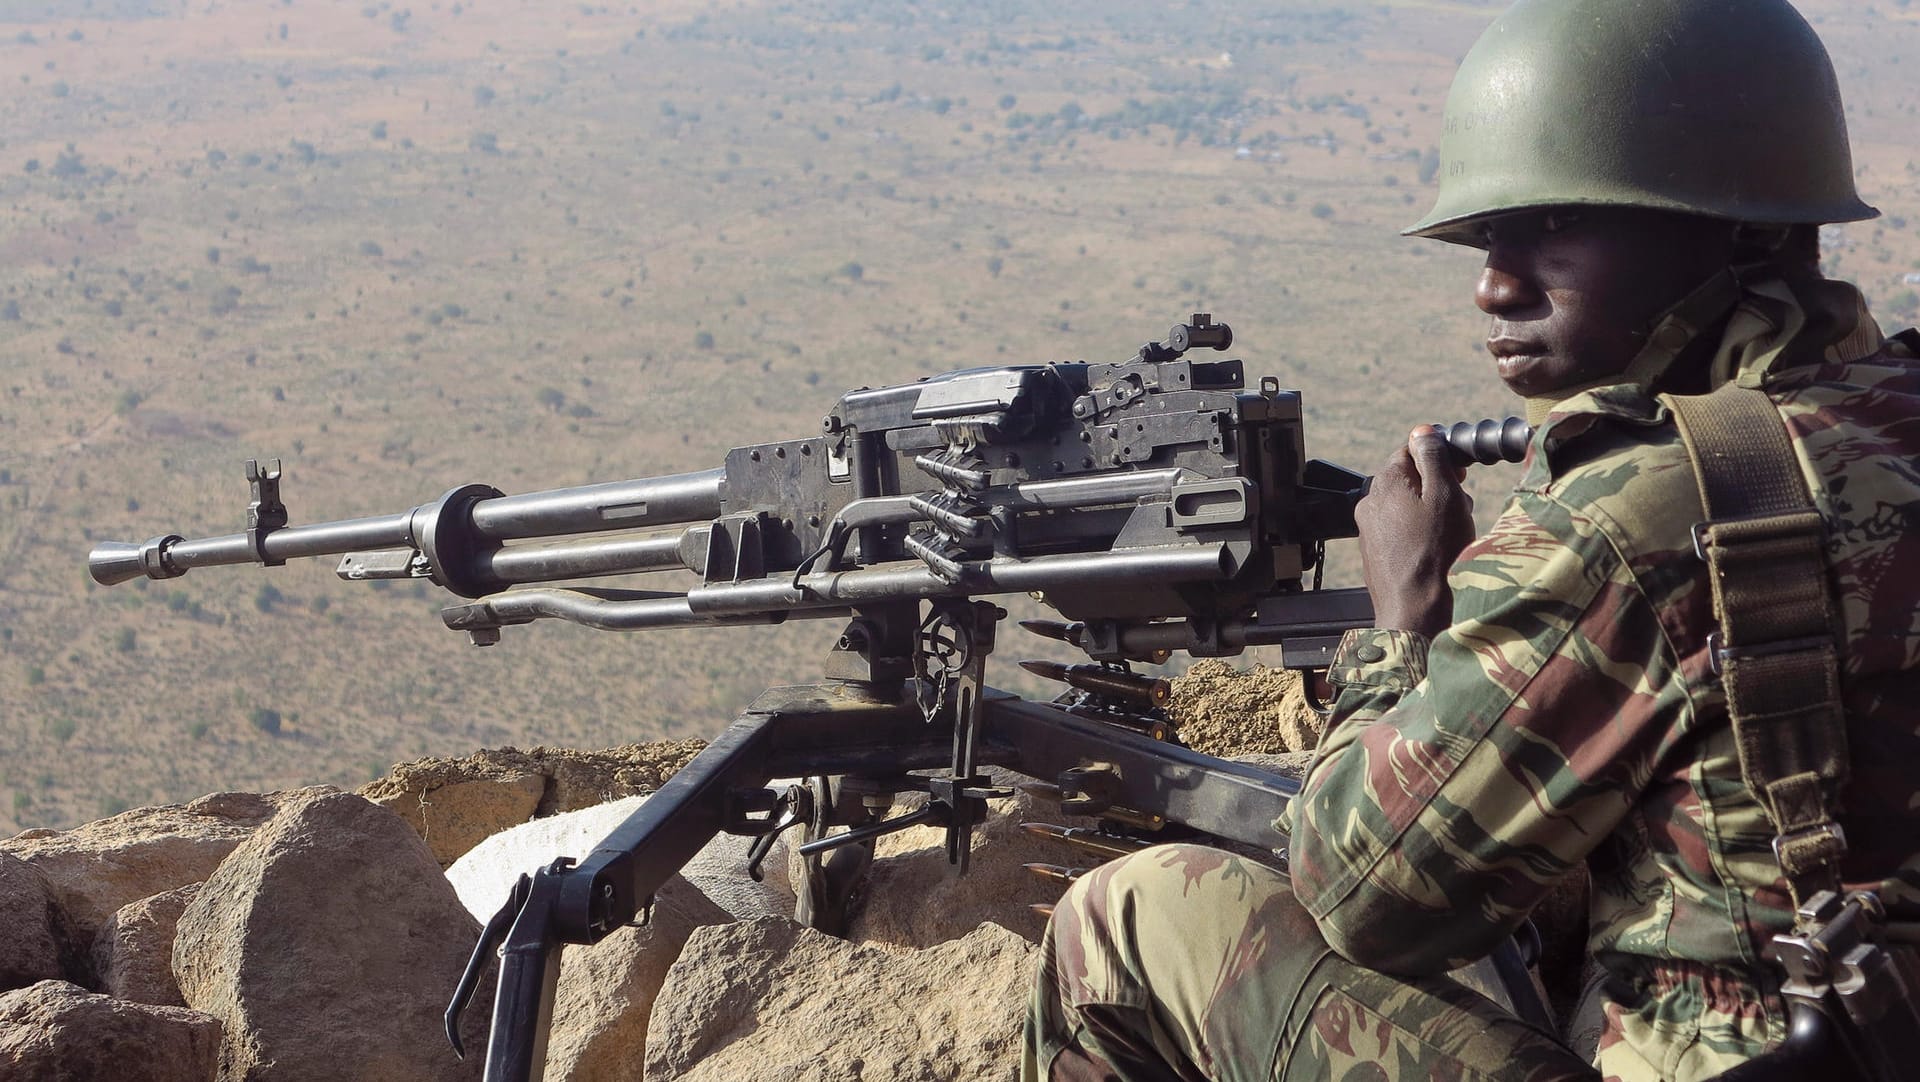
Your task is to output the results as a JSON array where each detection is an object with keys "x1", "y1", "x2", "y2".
[
  {"x1": 89, "y1": 511, "x2": 418, "y2": 587},
  {"x1": 87, "y1": 467, "x2": 728, "y2": 593}
]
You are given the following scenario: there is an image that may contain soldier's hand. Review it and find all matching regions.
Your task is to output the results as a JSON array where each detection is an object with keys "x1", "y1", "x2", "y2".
[{"x1": 1355, "y1": 426, "x2": 1476, "y2": 640}]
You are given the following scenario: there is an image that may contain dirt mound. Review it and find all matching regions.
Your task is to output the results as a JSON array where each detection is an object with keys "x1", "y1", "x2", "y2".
[
  {"x1": 1165, "y1": 659, "x2": 1324, "y2": 757},
  {"x1": 359, "y1": 740, "x2": 706, "y2": 819}
]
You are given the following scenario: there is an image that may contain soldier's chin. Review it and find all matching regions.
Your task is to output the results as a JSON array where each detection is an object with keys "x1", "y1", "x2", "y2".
[{"x1": 1495, "y1": 353, "x2": 1552, "y2": 396}]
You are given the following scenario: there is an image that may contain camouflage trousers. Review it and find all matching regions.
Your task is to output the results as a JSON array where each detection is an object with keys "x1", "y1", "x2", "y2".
[{"x1": 1022, "y1": 843, "x2": 1599, "y2": 1082}]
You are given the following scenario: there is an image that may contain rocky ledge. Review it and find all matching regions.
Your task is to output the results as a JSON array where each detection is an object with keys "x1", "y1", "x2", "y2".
[{"x1": 0, "y1": 665, "x2": 1326, "y2": 1081}]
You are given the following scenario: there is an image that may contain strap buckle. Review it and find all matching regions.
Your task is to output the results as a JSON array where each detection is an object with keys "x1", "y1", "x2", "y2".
[
  {"x1": 1772, "y1": 821, "x2": 1849, "y2": 872},
  {"x1": 1705, "y1": 630, "x2": 1836, "y2": 675},
  {"x1": 1690, "y1": 509, "x2": 1827, "y2": 563}
]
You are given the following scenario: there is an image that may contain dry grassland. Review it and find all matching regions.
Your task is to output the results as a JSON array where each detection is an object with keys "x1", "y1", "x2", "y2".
[{"x1": 1, "y1": 0, "x2": 1915, "y2": 829}]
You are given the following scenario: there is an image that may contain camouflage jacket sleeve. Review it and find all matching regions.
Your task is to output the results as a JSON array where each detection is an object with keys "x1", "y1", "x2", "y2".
[{"x1": 1284, "y1": 482, "x2": 1693, "y2": 976}]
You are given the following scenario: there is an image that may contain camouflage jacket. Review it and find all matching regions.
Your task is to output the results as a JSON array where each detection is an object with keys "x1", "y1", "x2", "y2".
[{"x1": 1279, "y1": 267, "x2": 1920, "y2": 1080}]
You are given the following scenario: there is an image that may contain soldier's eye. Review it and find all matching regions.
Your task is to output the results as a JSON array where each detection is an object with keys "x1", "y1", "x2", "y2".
[{"x1": 1541, "y1": 211, "x2": 1584, "y2": 234}]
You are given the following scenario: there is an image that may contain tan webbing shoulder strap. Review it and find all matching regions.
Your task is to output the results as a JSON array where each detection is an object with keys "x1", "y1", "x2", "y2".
[{"x1": 1661, "y1": 384, "x2": 1849, "y2": 904}]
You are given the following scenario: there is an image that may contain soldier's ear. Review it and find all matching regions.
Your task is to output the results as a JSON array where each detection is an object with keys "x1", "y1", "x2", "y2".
[{"x1": 1731, "y1": 223, "x2": 1818, "y2": 267}]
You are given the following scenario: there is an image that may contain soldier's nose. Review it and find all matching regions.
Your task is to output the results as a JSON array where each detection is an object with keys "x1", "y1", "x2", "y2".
[{"x1": 1475, "y1": 263, "x2": 1537, "y2": 315}]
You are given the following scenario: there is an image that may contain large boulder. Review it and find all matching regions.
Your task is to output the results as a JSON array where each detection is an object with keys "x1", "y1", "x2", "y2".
[
  {"x1": 172, "y1": 788, "x2": 490, "y2": 1082},
  {"x1": 543, "y1": 878, "x2": 734, "y2": 1082},
  {"x1": 92, "y1": 884, "x2": 199, "y2": 1007},
  {"x1": 645, "y1": 917, "x2": 1033, "y2": 1082},
  {"x1": 365, "y1": 771, "x2": 546, "y2": 868},
  {"x1": 0, "y1": 852, "x2": 63, "y2": 992},
  {"x1": 446, "y1": 793, "x2": 792, "y2": 1079},
  {"x1": 446, "y1": 793, "x2": 796, "y2": 925},
  {"x1": 0, "y1": 979, "x2": 221, "y2": 1082},
  {"x1": 360, "y1": 742, "x2": 708, "y2": 866},
  {"x1": 845, "y1": 779, "x2": 1095, "y2": 950},
  {"x1": 1, "y1": 790, "x2": 309, "y2": 947}
]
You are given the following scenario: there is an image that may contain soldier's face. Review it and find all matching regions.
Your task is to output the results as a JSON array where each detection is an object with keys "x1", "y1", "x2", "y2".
[{"x1": 1472, "y1": 209, "x2": 1734, "y2": 398}]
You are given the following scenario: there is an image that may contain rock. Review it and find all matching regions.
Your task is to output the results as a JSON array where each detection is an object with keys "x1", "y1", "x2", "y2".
[
  {"x1": 1167, "y1": 659, "x2": 1324, "y2": 756},
  {"x1": 0, "y1": 979, "x2": 220, "y2": 1082},
  {"x1": 368, "y1": 771, "x2": 546, "y2": 867},
  {"x1": 544, "y1": 878, "x2": 734, "y2": 1082},
  {"x1": 1, "y1": 790, "x2": 310, "y2": 947},
  {"x1": 645, "y1": 917, "x2": 1033, "y2": 1082},
  {"x1": 92, "y1": 885, "x2": 199, "y2": 1007},
  {"x1": 446, "y1": 794, "x2": 796, "y2": 926},
  {"x1": 0, "y1": 852, "x2": 63, "y2": 992},
  {"x1": 845, "y1": 777, "x2": 1097, "y2": 950},
  {"x1": 172, "y1": 788, "x2": 489, "y2": 1082},
  {"x1": 359, "y1": 742, "x2": 707, "y2": 838}
]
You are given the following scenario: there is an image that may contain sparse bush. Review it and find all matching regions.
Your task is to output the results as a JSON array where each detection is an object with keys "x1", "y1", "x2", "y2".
[
  {"x1": 206, "y1": 246, "x2": 221, "y2": 264},
  {"x1": 1310, "y1": 202, "x2": 1335, "y2": 220},
  {"x1": 248, "y1": 707, "x2": 282, "y2": 735},
  {"x1": 51, "y1": 150, "x2": 86, "y2": 179},
  {"x1": 114, "y1": 628, "x2": 137, "y2": 653},
  {"x1": 25, "y1": 666, "x2": 44, "y2": 686},
  {"x1": 986, "y1": 256, "x2": 1004, "y2": 278},
  {"x1": 254, "y1": 582, "x2": 283, "y2": 612},
  {"x1": 114, "y1": 389, "x2": 143, "y2": 415},
  {"x1": 290, "y1": 140, "x2": 316, "y2": 165},
  {"x1": 473, "y1": 85, "x2": 496, "y2": 108},
  {"x1": 1417, "y1": 146, "x2": 1441, "y2": 185},
  {"x1": 187, "y1": 719, "x2": 209, "y2": 740},
  {"x1": 535, "y1": 386, "x2": 566, "y2": 411},
  {"x1": 694, "y1": 331, "x2": 715, "y2": 350},
  {"x1": 359, "y1": 240, "x2": 384, "y2": 257},
  {"x1": 370, "y1": 121, "x2": 388, "y2": 140},
  {"x1": 839, "y1": 261, "x2": 864, "y2": 282},
  {"x1": 2, "y1": 300, "x2": 20, "y2": 321},
  {"x1": 48, "y1": 717, "x2": 75, "y2": 743},
  {"x1": 469, "y1": 132, "x2": 499, "y2": 155}
]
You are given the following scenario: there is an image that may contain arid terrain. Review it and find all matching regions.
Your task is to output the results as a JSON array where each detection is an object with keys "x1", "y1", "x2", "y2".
[{"x1": 2, "y1": 0, "x2": 1916, "y2": 830}]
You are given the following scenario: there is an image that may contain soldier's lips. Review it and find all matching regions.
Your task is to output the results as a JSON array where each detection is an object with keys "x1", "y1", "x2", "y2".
[{"x1": 1487, "y1": 338, "x2": 1548, "y2": 386}]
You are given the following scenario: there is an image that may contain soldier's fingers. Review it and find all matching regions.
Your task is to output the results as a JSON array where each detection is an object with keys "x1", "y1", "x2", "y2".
[
  {"x1": 1406, "y1": 427, "x2": 1460, "y2": 502},
  {"x1": 1375, "y1": 443, "x2": 1420, "y2": 491}
]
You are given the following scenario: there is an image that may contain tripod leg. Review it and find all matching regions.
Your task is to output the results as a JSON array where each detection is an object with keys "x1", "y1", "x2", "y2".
[{"x1": 795, "y1": 775, "x2": 884, "y2": 936}]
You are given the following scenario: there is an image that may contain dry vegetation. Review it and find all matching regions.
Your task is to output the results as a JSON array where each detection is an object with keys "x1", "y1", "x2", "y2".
[{"x1": 1, "y1": 0, "x2": 1915, "y2": 831}]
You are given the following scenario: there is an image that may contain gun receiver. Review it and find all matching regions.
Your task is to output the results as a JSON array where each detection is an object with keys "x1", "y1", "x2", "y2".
[{"x1": 84, "y1": 314, "x2": 1533, "y2": 1082}]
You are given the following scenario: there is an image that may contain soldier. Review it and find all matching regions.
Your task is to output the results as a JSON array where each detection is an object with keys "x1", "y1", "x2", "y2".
[{"x1": 1023, "y1": 1, "x2": 1920, "y2": 1080}]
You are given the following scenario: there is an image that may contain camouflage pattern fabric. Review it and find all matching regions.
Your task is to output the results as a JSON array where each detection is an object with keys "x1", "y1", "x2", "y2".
[
  {"x1": 1022, "y1": 843, "x2": 1597, "y2": 1081},
  {"x1": 1280, "y1": 266, "x2": 1920, "y2": 1081},
  {"x1": 1026, "y1": 267, "x2": 1920, "y2": 1082}
]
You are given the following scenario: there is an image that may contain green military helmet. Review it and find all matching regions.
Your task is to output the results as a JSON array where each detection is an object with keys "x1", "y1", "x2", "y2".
[{"x1": 1407, "y1": 0, "x2": 1878, "y2": 246}]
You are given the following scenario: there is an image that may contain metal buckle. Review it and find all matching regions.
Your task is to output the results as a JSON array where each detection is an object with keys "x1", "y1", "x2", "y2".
[
  {"x1": 1772, "y1": 822, "x2": 1849, "y2": 869},
  {"x1": 1689, "y1": 510, "x2": 1824, "y2": 562},
  {"x1": 1691, "y1": 520, "x2": 1714, "y2": 561},
  {"x1": 1706, "y1": 630, "x2": 1833, "y2": 675}
]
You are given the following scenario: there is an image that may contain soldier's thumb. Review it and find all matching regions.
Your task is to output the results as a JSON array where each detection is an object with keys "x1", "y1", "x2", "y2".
[{"x1": 1406, "y1": 427, "x2": 1458, "y2": 496}]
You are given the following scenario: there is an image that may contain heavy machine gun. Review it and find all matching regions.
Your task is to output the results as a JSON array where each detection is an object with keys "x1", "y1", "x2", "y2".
[{"x1": 88, "y1": 315, "x2": 1531, "y2": 1081}]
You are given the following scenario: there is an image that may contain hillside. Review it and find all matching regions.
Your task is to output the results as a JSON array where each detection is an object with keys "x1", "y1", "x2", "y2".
[{"x1": 2, "y1": 0, "x2": 1916, "y2": 830}]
